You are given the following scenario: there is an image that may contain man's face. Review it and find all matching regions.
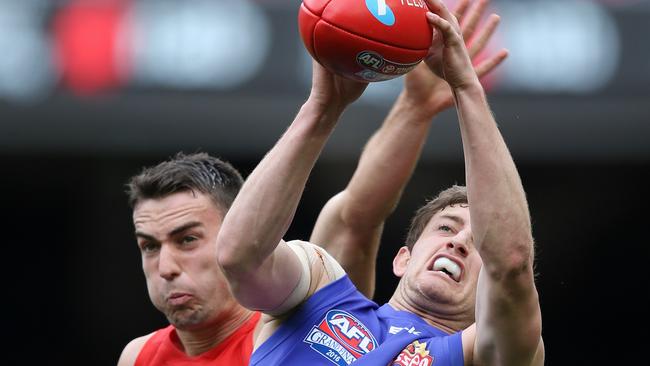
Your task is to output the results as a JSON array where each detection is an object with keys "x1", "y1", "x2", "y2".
[
  {"x1": 395, "y1": 204, "x2": 482, "y2": 319},
  {"x1": 133, "y1": 191, "x2": 237, "y2": 330}
]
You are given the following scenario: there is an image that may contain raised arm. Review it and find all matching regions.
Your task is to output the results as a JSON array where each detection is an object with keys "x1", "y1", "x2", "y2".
[
  {"x1": 311, "y1": 0, "x2": 507, "y2": 298},
  {"x1": 216, "y1": 62, "x2": 367, "y2": 314},
  {"x1": 423, "y1": 0, "x2": 543, "y2": 365}
]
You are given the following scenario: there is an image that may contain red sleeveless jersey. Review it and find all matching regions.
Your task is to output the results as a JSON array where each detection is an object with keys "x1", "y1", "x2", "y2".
[{"x1": 135, "y1": 312, "x2": 261, "y2": 366}]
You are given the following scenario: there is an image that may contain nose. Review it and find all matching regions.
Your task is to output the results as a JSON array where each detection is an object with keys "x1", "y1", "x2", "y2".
[
  {"x1": 158, "y1": 245, "x2": 181, "y2": 281},
  {"x1": 446, "y1": 241, "x2": 468, "y2": 257},
  {"x1": 446, "y1": 230, "x2": 471, "y2": 257}
]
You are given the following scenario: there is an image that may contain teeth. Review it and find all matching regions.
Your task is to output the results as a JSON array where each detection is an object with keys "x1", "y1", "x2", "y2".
[{"x1": 432, "y1": 257, "x2": 461, "y2": 282}]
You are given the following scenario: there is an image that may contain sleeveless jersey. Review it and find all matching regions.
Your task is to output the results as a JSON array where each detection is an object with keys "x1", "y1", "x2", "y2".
[
  {"x1": 135, "y1": 311, "x2": 260, "y2": 366},
  {"x1": 251, "y1": 276, "x2": 463, "y2": 366}
]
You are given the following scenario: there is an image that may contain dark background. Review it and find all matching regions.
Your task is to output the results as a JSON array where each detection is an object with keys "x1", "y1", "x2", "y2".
[{"x1": 1, "y1": 0, "x2": 649, "y2": 364}]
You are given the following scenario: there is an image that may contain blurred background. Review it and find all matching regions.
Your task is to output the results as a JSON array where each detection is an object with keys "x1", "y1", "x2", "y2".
[{"x1": 1, "y1": 0, "x2": 648, "y2": 364}]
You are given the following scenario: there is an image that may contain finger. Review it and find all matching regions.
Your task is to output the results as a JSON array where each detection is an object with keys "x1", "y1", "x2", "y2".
[
  {"x1": 468, "y1": 14, "x2": 500, "y2": 58},
  {"x1": 461, "y1": 0, "x2": 489, "y2": 40},
  {"x1": 425, "y1": 0, "x2": 458, "y2": 29},
  {"x1": 453, "y1": 0, "x2": 471, "y2": 22},
  {"x1": 426, "y1": 11, "x2": 463, "y2": 46},
  {"x1": 474, "y1": 49, "x2": 508, "y2": 78}
]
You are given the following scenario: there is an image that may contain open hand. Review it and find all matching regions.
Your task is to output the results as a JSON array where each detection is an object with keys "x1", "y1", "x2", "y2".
[
  {"x1": 422, "y1": 0, "x2": 506, "y2": 92},
  {"x1": 405, "y1": 0, "x2": 507, "y2": 118}
]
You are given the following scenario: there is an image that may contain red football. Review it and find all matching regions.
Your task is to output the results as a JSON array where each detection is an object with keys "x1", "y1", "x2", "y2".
[{"x1": 299, "y1": 0, "x2": 434, "y2": 82}]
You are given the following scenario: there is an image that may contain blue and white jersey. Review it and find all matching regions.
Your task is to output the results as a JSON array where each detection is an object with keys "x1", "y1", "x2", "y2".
[{"x1": 250, "y1": 276, "x2": 463, "y2": 366}]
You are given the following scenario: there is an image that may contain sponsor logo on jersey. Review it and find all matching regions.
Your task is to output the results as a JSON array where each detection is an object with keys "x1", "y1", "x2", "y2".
[
  {"x1": 389, "y1": 325, "x2": 422, "y2": 335},
  {"x1": 392, "y1": 340, "x2": 434, "y2": 366},
  {"x1": 303, "y1": 309, "x2": 378, "y2": 366},
  {"x1": 356, "y1": 51, "x2": 420, "y2": 81}
]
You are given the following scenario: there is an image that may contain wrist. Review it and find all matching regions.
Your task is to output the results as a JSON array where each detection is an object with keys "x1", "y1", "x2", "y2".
[
  {"x1": 305, "y1": 94, "x2": 347, "y2": 119},
  {"x1": 452, "y1": 80, "x2": 485, "y2": 102},
  {"x1": 299, "y1": 98, "x2": 343, "y2": 132},
  {"x1": 393, "y1": 92, "x2": 440, "y2": 123}
]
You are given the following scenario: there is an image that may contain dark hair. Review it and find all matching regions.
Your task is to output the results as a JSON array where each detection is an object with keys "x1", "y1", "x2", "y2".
[
  {"x1": 126, "y1": 152, "x2": 244, "y2": 213},
  {"x1": 404, "y1": 185, "x2": 468, "y2": 250}
]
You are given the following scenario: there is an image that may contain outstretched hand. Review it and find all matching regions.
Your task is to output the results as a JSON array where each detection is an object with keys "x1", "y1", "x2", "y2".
[
  {"x1": 308, "y1": 61, "x2": 369, "y2": 116},
  {"x1": 422, "y1": 0, "x2": 504, "y2": 92},
  {"x1": 404, "y1": 0, "x2": 507, "y2": 118}
]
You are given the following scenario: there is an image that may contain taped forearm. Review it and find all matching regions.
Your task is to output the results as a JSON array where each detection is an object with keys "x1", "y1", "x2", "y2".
[{"x1": 266, "y1": 240, "x2": 346, "y2": 316}]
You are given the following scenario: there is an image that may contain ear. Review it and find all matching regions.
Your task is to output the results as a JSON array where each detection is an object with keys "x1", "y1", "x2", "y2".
[{"x1": 392, "y1": 246, "x2": 411, "y2": 278}]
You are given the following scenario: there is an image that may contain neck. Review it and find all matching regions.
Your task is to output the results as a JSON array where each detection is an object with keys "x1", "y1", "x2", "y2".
[
  {"x1": 174, "y1": 305, "x2": 254, "y2": 357},
  {"x1": 388, "y1": 284, "x2": 471, "y2": 334}
]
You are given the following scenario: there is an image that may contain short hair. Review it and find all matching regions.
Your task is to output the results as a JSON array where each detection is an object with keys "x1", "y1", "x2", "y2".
[
  {"x1": 404, "y1": 185, "x2": 468, "y2": 250},
  {"x1": 126, "y1": 152, "x2": 244, "y2": 213}
]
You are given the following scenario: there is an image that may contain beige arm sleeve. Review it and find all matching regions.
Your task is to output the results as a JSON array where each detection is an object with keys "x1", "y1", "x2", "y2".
[{"x1": 266, "y1": 240, "x2": 346, "y2": 316}]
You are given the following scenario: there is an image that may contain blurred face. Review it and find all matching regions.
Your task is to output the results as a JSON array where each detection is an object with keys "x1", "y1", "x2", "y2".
[
  {"x1": 133, "y1": 191, "x2": 238, "y2": 330},
  {"x1": 393, "y1": 204, "x2": 482, "y2": 320}
]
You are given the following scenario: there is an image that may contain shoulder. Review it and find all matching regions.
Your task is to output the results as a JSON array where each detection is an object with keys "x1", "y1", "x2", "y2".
[{"x1": 117, "y1": 332, "x2": 156, "y2": 366}]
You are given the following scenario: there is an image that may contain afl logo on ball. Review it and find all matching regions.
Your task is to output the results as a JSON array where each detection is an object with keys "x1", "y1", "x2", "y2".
[
  {"x1": 356, "y1": 51, "x2": 420, "y2": 81},
  {"x1": 357, "y1": 51, "x2": 386, "y2": 71}
]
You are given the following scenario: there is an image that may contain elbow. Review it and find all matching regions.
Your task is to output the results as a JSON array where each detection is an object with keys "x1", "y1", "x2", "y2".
[
  {"x1": 483, "y1": 236, "x2": 535, "y2": 283},
  {"x1": 216, "y1": 229, "x2": 266, "y2": 278},
  {"x1": 505, "y1": 241, "x2": 534, "y2": 276},
  {"x1": 338, "y1": 191, "x2": 398, "y2": 230},
  {"x1": 216, "y1": 231, "x2": 247, "y2": 275},
  {"x1": 216, "y1": 245, "x2": 235, "y2": 274}
]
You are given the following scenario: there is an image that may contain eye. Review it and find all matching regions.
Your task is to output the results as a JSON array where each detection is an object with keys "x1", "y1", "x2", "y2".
[
  {"x1": 140, "y1": 241, "x2": 160, "y2": 253},
  {"x1": 438, "y1": 225, "x2": 452, "y2": 232},
  {"x1": 181, "y1": 236, "x2": 198, "y2": 245}
]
